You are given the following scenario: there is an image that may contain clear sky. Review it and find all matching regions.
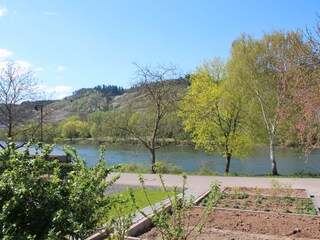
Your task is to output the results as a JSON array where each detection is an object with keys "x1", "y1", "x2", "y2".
[{"x1": 0, "y1": 0, "x2": 319, "y2": 99}]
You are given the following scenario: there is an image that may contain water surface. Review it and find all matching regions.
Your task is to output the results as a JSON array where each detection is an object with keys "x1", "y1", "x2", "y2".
[{"x1": 52, "y1": 144, "x2": 320, "y2": 175}]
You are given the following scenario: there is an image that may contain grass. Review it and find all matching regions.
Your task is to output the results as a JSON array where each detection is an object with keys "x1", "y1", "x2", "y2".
[
  {"x1": 120, "y1": 163, "x2": 320, "y2": 178},
  {"x1": 119, "y1": 161, "x2": 183, "y2": 174},
  {"x1": 108, "y1": 188, "x2": 175, "y2": 217}
]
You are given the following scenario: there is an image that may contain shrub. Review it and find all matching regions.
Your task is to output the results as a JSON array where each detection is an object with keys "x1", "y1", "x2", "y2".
[
  {"x1": 0, "y1": 141, "x2": 119, "y2": 239},
  {"x1": 129, "y1": 173, "x2": 220, "y2": 240}
]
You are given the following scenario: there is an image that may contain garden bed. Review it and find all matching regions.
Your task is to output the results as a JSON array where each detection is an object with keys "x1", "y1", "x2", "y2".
[
  {"x1": 137, "y1": 187, "x2": 320, "y2": 239},
  {"x1": 206, "y1": 186, "x2": 317, "y2": 215}
]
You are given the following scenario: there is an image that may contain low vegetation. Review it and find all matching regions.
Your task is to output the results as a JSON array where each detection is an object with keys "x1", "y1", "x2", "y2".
[
  {"x1": 108, "y1": 188, "x2": 175, "y2": 217},
  {"x1": 200, "y1": 180, "x2": 318, "y2": 215}
]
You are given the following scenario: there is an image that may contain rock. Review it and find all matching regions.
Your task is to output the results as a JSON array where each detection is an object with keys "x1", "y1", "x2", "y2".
[{"x1": 292, "y1": 228, "x2": 301, "y2": 234}]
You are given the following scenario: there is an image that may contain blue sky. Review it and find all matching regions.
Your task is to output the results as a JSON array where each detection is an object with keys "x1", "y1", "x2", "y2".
[{"x1": 0, "y1": 1, "x2": 319, "y2": 99}]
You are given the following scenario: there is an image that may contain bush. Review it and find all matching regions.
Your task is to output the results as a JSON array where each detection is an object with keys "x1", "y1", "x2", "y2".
[
  {"x1": 0, "y1": 142, "x2": 119, "y2": 239},
  {"x1": 154, "y1": 161, "x2": 183, "y2": 174},
  {"x1": 121, "y1": 161, "x2": 183, "y2": 174}
]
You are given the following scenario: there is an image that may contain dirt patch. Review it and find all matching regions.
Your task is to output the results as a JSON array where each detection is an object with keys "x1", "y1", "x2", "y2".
[
  {"x1": 136, "y1": 187, "x2": 320, "y2": 239},
  {"x1": 223, "y1": 186, "x2": 308, "y2": 198},
  {"x1": 139, "y1": 208, "x2": 320, "y2": 240},
  {"x1": 208, "y1": 187, "x2": 317, "y2": 215}
]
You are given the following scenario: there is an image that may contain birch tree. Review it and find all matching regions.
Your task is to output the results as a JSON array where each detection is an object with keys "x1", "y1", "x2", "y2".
[{"x1": 229, "y1": 31, "x2": 303, "y2": 175}]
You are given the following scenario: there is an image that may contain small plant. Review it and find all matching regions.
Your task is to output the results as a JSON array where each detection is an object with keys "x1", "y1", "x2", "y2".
[
  {"x1": 284, "y1": 196, "x2": 294, "y2": 205},
  {"x1": 252, "y1": 187, "x2": 262, "y2": 199},
  {"x1": 255, "y1": 197, "x2": 262, "y2": 205},
  {"x1": 107, "y1": 191, "x2": 135, "y2": 240},
  {"x1": 129, "y1": 173, "x2": 220, "y2": 240},
  {"x1": 295, "y1": 199, "x2": 318, "y2": 215},
  {"x1": 271, "y1": 179, "x2": 293, "y2": 198},
  {"x1": 230, "y1": 186, "x2": 241, "y2": 195},
  {"x1": 236, "y1": 192, "x2": 249, "y2": 199},
  {"x1": 271, "y1": 179, "x2": 282, "y2": 197},
  {"x1": 283, "y1": 183, "x2": 294, "y2": 197}
]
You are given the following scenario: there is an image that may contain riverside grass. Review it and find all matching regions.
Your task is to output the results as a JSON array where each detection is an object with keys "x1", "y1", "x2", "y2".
[
  {"x1": 108, "y1": 188, "x2": 175, "y2": 217},
  {"x1": 121, "y1": 162, "x2": 320, "y2": 178}
]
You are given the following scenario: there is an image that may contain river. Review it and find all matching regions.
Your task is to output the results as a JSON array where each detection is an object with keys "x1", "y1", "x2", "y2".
[{"x1": 51, "y1": 144, "x2": 320, "y2": 175}]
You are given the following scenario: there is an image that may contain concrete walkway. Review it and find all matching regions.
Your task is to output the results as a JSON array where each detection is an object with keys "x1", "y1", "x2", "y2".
[{"x1": 108, "y1": 173, "x2": 320, "y2": 195}]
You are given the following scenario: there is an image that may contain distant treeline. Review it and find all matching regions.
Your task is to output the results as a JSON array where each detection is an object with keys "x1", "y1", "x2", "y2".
[{"x1": 73, "y1": 85, "x2": 125, "y2": 99}]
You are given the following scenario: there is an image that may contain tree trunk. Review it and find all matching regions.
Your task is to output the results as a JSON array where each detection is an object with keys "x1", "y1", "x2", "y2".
[
  {"x1": 270, "y1": 133, "x2": 278, "y2": 175},
  {"x1": 225, "y1": 153, "x2": 231, "y2": 174},
  {"x1": 150, "y1": 148, "x2": 156, "y2": 173}
]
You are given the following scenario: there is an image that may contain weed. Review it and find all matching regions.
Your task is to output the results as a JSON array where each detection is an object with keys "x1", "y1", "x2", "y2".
[
  {"x1": 235, "y1": 192, "x2": 249, "y2": 199},
  {"x1": 271, "y1": 179, "x2": 293, "y2": 198},
  {"x1": 284, "y1": 196, "x2": 294, "y2": 205},
  {"x1": 295, "y1": 199, "x2": 318, "y2": 215},
  {"x1": 252, "y1": 187, "x2": 262, "y2": 199},
  {"x1": 130, "y1": 174, "x2": 220, "y2": 240},
  {"x1": 255, "y1": 197, "x2": 262, "y2": 205},
  {"x1": 230, "y1": 186, "x2": 241, "y2": 195}
]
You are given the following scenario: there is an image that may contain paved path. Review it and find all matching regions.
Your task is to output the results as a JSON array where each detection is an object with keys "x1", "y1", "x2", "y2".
[{"x1": 108, "y1": 173, "x2": 320, "y2": 195}]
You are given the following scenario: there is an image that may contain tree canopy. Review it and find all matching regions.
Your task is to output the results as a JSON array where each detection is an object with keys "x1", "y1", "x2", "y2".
[{"x1": 179, "y1": 57, "x2": 253, "y2": 173}]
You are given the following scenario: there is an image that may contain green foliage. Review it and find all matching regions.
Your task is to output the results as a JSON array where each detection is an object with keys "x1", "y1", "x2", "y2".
[
  {"x1": 88, "y1": 111, "x2": 128, "y2": 142},
  {"x1": 61, "y1": 119, "x2": 90, "y2": 140},
  {"x1": 179, "y1": 57, "x2": 253, "y2": 173},
  {"x1": 119, "y1": 163, "x2": 150, "y2": 173},
  {"x1": 121, "y1": 161, "x2": 182, "y2": 174},
  {"x1": 129, "y1": 174, "x2": 220, "y2": 240},
  {"x1": 61, "y1": 121, "x2": 78, "y2": 140},
  {"x1": 154, "y1": 161, "x2": 183, "y2": 174},
  {"x1": 0, "y1": 141, "x2": 119, "y2": 239},
  {"x1": 107, "y1": 188, "x2": 175, "y2": 239}
]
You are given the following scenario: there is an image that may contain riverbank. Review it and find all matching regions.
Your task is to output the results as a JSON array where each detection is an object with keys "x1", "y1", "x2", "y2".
[
  {"x1": 58, "y1": 137, "x2": 194, "y2": 146},
  {"x1": 48, "y1": 143, "x2": 320, "y2": 176}
]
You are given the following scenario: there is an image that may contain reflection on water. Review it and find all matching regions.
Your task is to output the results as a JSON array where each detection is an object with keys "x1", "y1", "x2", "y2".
[{"x1": 50, "y1": 144, "x2": 320, "y2": 175}]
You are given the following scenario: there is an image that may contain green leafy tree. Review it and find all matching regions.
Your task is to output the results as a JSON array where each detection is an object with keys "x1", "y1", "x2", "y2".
[
  {"x1": 89, "y1": 111, "x2": 125, "y2": 141},
  {"x1": 61, "y1": 121, "x2": 78, "y2": 140},
  {"x1": 179, "y1": 57, "x2": 252, "y2": 174},
  {"x1": 229, "y1": 31, "x2": 305, "y2": 175},
  {"x1": 74, "y1": 120, "x2": 90, "y2": 139}
]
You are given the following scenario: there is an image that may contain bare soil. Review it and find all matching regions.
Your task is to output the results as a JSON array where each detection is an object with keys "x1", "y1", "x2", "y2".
[
  {"x1": 137, "y1": 187, "x2": 320, "y2": 239},
  {"x1": 213, "y1": 187, "x2": 317, "y2": 215}
]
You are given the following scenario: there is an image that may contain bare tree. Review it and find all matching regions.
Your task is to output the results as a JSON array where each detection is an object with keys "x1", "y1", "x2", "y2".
[
  {"x1": 0, "y1": 60, "x2": 39, "y2": 148},
  {"x1": 114, "y1": 64, "x2": 184, "y2": 173}
]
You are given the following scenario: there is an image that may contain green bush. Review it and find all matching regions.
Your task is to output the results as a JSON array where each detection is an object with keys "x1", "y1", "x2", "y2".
[
  {"x1": 0, "y1": 142, "x2": 119, "y2": 239},
  {"x1": 121, "y1": 161, "x2": 183, "y2": 174}
]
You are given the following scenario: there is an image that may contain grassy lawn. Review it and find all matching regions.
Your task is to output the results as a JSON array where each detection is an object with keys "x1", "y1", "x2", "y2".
[{"x1": 108, "y1": 188, "x2": 175, "y2": 217}]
